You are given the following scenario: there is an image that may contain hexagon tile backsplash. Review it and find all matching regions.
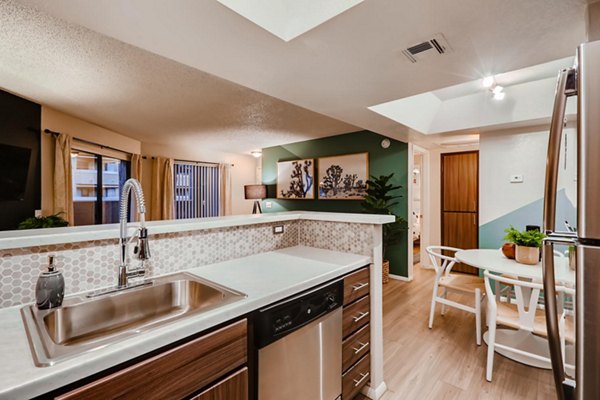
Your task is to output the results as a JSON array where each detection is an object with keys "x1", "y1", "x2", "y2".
[{"x1": 0, "y1": 220, "x2": 375, "y2": 309}]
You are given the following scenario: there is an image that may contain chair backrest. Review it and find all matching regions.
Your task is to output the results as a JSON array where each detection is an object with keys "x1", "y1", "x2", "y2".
[
  {"x1": 483, "y1": 270, "x2": 544, "y2": 330},
  {"x1": 554, "y1": 250, "x2": 566, "y2": 258},
  {"x1": 426, "y1": 246, "x2": 462, "y2": 277}
]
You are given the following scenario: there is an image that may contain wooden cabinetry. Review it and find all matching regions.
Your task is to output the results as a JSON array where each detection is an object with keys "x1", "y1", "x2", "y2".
[
  {"x1": 342, "y1": 266, "x2": 371, "y2": 399},
  {"x1": 441, "y1": 151, "x2": 479, "y2": 274},
  {"x1": 57, "y1": 319, "x2": 248, "y2": 400},
  {"x1": 191, "y1": 367, "x2": 248, "y2": 400}
]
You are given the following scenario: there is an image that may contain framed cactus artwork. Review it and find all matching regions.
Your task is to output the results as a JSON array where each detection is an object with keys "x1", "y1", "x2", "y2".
[
  {"x1": 276, "y1": 159, "x2": 315, "y2": 199},
  {"x1": 318, "y1": 152, "x2": 369, "y2": 200}
]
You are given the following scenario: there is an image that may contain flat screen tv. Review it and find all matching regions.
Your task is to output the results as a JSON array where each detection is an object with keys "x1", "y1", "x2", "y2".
[{"x1": 0, "y1": 143, "x2": 32, "y2": 201}]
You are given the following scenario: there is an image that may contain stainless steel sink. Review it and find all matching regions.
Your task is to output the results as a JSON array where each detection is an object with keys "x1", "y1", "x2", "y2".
[{"x1": 21, "y1": 272, "x2": 246, "y2": 366}]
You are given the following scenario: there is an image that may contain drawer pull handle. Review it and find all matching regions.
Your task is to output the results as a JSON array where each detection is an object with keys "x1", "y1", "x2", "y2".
[
  {"x1": 353, "y1": 372, "x2": 370, "y2": 387},
  {"x1": 352, "y1": 282, "x2": 369, "y2": 292},
  {"x1": 352, "y1": 341, "x2": 369, "y2": 354},
  {"x1": 352, "y1": 311, "x2": 369, "y2": 323}
]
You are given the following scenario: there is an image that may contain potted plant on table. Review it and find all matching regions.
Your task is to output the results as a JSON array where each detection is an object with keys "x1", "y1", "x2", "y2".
[
  {"x1": 503, "y1": 226, "x2": 546, "y2": 265},
  {"x1": 361, "y1": 173, "x2": 407, "y2": 283}
]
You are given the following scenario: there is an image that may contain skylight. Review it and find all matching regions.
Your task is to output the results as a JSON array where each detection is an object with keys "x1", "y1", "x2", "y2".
[
  {"x1": 368, "y1": 57, "x2": 575, "y2": 135},
  {"x1": 216, "y1": 0, "x2": 364, "y2": 42}
]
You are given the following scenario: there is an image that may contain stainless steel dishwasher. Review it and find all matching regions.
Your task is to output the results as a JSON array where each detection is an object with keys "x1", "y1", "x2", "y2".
[{"x1": 255, "y1": 280, "x2": 343, "y2": 400}]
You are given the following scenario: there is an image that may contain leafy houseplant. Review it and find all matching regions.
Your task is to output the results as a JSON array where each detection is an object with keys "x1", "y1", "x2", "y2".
[
  {"x1": 18, "y1": 213, "x2": 69, "y2": 230},
  {"x1": 503, "y1": 226, "x2": 545, "y2": 265},
  {"x1": 361, "y1": 174, "x2": 407, "y2": 282}
]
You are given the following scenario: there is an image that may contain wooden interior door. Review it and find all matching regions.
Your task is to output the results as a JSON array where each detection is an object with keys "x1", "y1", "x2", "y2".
[
  {"x1": 441, "y1": 151, "x2": 479, "y2": 274},
  {"x1": 442, "y1": 152, "x2": 478, "y2": 212}
]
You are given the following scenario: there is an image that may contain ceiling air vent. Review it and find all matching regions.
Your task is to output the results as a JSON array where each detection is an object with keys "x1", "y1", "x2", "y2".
[{"x1": 402, "y1": 33, "x2": 452, "y2": 63}]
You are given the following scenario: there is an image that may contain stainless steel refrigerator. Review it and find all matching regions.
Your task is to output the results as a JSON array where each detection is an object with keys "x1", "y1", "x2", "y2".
[{"x1": 543, "y1": 40, "x2": 600, "y2": 400}]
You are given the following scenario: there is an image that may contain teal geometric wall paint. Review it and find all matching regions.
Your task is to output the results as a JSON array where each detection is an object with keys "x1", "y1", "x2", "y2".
[
  {"x1": 479, "y1": 189, "x2": 576, "y2": 249},
  {"x1": 261, "y1": 130, "x2": 409, "y2": 277}
]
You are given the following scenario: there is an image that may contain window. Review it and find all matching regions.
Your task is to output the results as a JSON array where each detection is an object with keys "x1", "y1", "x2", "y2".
[
  {"x1": 174, "y1": 162, "x2": 220, "y2": 219},
  {"x1": 71, "y1": 150, "x2": 130, "y2": 226}
]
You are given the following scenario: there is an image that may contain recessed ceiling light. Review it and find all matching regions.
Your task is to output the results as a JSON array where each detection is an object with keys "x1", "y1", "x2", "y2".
[
  {"x1": 492, "y1": 85, "x2": 504, "y2": 94},
  {"x1": 482, "y1": 76, "x2": 495, "y2": 88},
  {"x1": 250, "y1": 150, "x2": 262, "y2": 158},
  {"x1": 493, "y1": 91, "x2": 505, "y2": 100}
]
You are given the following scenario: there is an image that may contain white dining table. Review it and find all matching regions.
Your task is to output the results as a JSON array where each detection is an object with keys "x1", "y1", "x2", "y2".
[{"x1": 455, "y1": 249, "x2": 575, "y2": 370}]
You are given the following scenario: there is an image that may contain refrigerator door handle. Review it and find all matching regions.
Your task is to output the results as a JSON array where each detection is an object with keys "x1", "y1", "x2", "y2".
[
  {"x1": 542, "y1": 243, "x2": 567, "y2": 400},
  {"x1": 542, "y1": 67, "x2": 577, "y2": 400},
  {"x1": 543, "y1": 67, "x2": 576, "y2": 234}
]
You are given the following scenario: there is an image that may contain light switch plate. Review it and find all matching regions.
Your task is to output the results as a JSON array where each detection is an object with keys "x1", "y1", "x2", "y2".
[
  {"x1": 265, "y1": 201, "x2": 272, "y2": 209},
  {"x1": 510, "y1": 175, "x2": 524, "y2": 183},
  {"x1": 273, "y1": 225, "x2": 284, "y2": 234}
]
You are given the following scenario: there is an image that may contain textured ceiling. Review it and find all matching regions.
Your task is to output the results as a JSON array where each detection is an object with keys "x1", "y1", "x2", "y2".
[
  {"x1": 14, "y1": 0, "x2": 589, "y2": 148},
  {"x1": 0, "y1": 1, "x2": 357, "y2": 154}
]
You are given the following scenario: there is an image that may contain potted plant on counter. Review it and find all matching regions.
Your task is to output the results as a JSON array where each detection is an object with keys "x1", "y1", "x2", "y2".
[
  {"x1": 503, "y1": 226, "x2": 546, "y2": 265},
  {"x1": 361, "y1": 173, "x2": 407, "y2": 283},
  {"x1": 18, "y1": 213, "x2": 69, "y2": 229}
]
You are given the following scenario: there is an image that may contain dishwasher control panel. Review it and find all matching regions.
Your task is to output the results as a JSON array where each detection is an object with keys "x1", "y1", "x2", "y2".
[{"x1": 254, "y1": 279, "x2": 343, "y2": 348}]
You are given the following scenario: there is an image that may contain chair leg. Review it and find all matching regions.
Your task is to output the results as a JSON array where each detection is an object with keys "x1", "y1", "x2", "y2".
[
  {"x1": 441, "y1": 288, "x2": 447, "y2": 316},
  {"x1": 486, "y1": 315, "x2": 496, "y2": 382},
  {"x1": 475, "y1": 289, "x2": 482, "y2": 346},
  {"x1": 428, "y1": 283, "x2": 439, "y2": 329}
]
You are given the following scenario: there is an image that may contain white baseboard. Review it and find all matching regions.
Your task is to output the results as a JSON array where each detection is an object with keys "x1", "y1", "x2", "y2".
[
  {"x1": 388, "y1": 273, "x2": 412, "y2": 282},
  {"x1": 362, "y1": 381, "x2": 388, "y2": 399}
]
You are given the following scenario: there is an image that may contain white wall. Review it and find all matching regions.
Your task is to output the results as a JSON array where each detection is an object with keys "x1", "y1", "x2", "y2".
[
  {"x1": 478, "y1": 122, "x2": 577, "y2": 249},
  {"x1": 479, "y1": 123, "x2": 577, "y2": 226},
  {"x1": 141, "y1": 142, "x2": 258, "y2": 215}
]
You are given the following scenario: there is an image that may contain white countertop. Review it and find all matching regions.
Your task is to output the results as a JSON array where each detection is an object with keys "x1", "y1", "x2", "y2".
[
  {"x1": 0, "y1": 246, "x2": 370, "y2": 399},
  {"x1": 0, "y1": 211, "x2": 394, "y2": 251}
]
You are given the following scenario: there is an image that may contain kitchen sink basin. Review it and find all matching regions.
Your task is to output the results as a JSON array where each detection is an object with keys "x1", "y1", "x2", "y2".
[{"x1": 21, "y1": 272, "x2": 246, "y2": 366}]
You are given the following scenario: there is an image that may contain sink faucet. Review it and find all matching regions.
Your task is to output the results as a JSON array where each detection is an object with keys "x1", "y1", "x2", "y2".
[{"x1": 118, "y1": 178, "x2": 151, "y2": 288}]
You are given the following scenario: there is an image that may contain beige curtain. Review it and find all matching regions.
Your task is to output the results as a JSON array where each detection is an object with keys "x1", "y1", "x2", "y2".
[
  {"x1": 131, "y1": 154, "x2": 143, "y2": 182},
  {"x1": 53, "y1": 133, "x2": 74, "y2": 225},
  {"x1": 219, "y1": 163, "x2": 232, "y2": 216},
  {"x1": 150, "y1": 157, "x2": 174, "y2": 221}
]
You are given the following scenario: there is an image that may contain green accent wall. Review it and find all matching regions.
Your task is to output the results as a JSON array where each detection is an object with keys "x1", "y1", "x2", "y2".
[{"x1": 262, "y1": 130, "x2": 409, "y2": 277}]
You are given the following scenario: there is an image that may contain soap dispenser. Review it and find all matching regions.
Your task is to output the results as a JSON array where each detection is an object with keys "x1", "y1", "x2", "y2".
[{"x1": 35, "y1": 255, "x2": 65, "y2": 310}]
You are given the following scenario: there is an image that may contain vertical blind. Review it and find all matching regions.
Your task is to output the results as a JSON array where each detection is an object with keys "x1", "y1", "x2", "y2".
[{"x1": 174, "y1": 162, "x2": 220, "y2": 219}]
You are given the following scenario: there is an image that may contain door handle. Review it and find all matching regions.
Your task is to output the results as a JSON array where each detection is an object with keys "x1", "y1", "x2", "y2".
[
  {"x1": 352, "y1": 282, "x2": 369, "y2": 292},
  {"x1": 543, "y1": 68, "x2": 576, "y2": 234},
  {"x1": 352, "y1": 341, "x2": 370, "y2": 354},
  {"x1": 352, "y1": 311, "x2": 369, "y2": 323},
  {"x1": 353, "y1": 372, "x2": 370, "y2": 387},
  {"x1": 542, "y1": 66, "x2": 577, "y2": 400}
]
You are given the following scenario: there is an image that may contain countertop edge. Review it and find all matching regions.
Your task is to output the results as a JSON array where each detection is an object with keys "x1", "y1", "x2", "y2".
[{"x1": 0, "y1": 211, "x2": 393, "y2": 251}]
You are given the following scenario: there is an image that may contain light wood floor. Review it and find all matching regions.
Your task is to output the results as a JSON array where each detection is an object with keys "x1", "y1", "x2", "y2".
[{"x1": 375, "y1": 265, "x2": 556, "y2": 400}]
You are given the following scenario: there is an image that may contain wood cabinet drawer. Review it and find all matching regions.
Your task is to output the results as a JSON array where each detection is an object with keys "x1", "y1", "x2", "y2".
[
  {"x1": 342, "y1": 323, "x2": 370, "y2": 373},
  {"x1": 342, "y1": 353, "x2": 370, "y2": 400},
  {"x1": 343, "y1": 267, "x2": 370, "y2": 306},
  {"x1": 57, "y1": 319, "x2": 247, "y2": 400},
  {"x1": 191, "y1": 367, "x2": 248, "y2": 400},
  {"x1": 342, "y1": 295, "x2": 370, "y2": 339}
]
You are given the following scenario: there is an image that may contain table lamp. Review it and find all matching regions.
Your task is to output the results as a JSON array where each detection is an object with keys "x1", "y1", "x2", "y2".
[{"x1": 244, "y1": 184, "x2": 267, "y2": 214}]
